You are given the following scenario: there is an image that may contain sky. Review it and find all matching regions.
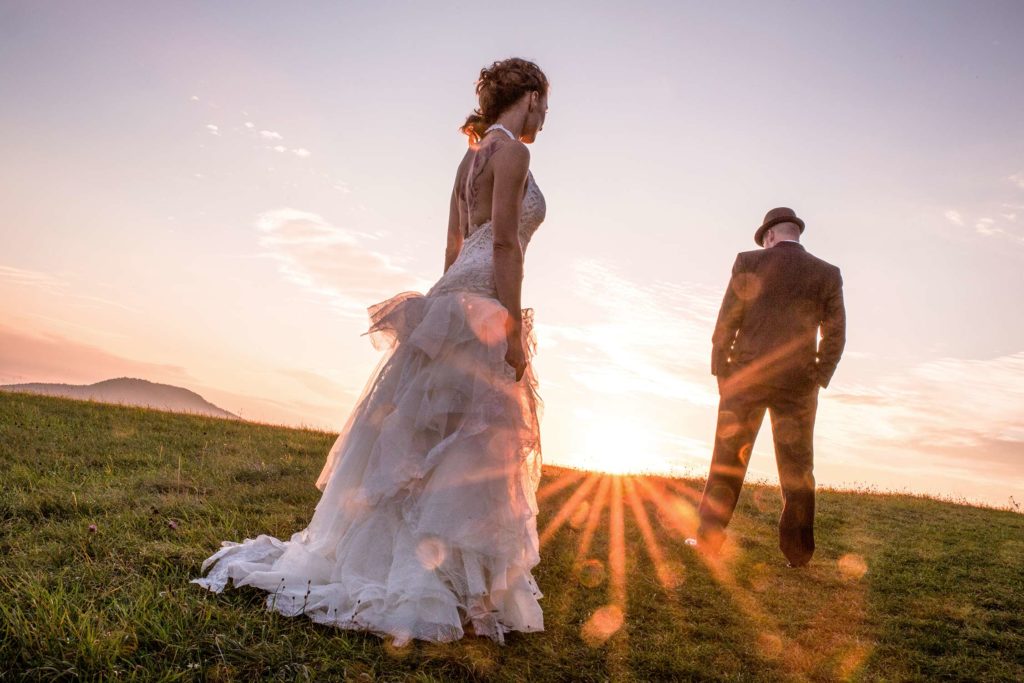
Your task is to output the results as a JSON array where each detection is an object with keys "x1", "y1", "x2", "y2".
[{"x1": 2, "y1": 1, "x2": 1023, "y2": 508}]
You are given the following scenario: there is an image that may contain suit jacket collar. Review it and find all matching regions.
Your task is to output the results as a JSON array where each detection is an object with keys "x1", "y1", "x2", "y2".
[{"x1": 772, "y1": 241, "x2": 805, "y2": 251}]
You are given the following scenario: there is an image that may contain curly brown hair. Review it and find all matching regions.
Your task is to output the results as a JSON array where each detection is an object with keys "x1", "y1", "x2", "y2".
[{"x1": 461, "y1": 58, "x2": 549, "y2": 143}]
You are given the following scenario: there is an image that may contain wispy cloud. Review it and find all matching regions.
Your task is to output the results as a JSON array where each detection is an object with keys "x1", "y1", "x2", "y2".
[
  {"x1": 0, "y1": 265, "x2": 67, "y2": 293},
  {"x1": 278, "y1": 368, "x2": 355, "y2": 400},
  {"x1": 975, "y1": 217, "x2": 999, "y2": 236},
  {"x1": 267, "y1": 144, "x2": 311, "y2": 157},
  {"x1": 945, "y1": 209, "x2": 1024, "y2": 246},
  {"x1": 255, "y1": 208, "x2": 428, "y2": 317},
  {"x1": 0, "y1": 324, "x2": 191, "y2": 387},
  {"x1": 910, "y1": 353, "x2": 1024, "y2": 443},
  {"x1": 825, "y1": 352, "x2": 1024, "y2": 478},
  {"x1": 0, "y1": 266, "x2": 139, "y2": 313},
  {"x1": 541, "y1": 259, "x2": 720, "y2": 406},
  {"x1": 198, "y1": 118, "x2": 318, "y2": 170},
  {"x1": 943, "y1": 176, "x2": 1024, "y2": 246}
]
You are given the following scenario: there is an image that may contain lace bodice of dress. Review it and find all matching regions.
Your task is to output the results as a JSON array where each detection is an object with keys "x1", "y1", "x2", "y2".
[{"x1": 427, "y1": 171, "x2": 545, "y2": 299}]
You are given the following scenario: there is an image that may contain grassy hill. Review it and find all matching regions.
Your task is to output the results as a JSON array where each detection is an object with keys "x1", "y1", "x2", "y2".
[{"x1": 1, "y1": 391, "x2": 1021, "y2": 681}]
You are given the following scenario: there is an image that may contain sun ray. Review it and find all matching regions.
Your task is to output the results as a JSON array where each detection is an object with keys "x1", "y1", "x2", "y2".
[
  {"x1": 639, "y1": 478, "x2": 825, "y2": 677},
  {"x1": 577, "y1": 474, "x2": 612, "y2": 560},
  {"x1": 630, "y1": 476, "x2": 872, "y2": 678},
  {"x1": 537, "y1": 468, "x2": 588, "y2": 504},
  {"x1": 540, "y1": 468, "x2": 871, "y2": 679},
  {"x1": 543, "y1": 475, "x2": 606, "y2": 638},
  {"x1": 638, "y1": 484, "x2": 805, "y2": 672},
  {"x1": 546, "y1": 474, "x2": 610, "y2": 638},
  {"x1": 624, "y1": 477, "x2": 681, "y2": 590},
  {"x1": 580, "y1": 475, "x2": 629, "y2": 676},
  {"x1": 662, "y1": 478, "x2": 703, "y2": 506},
  {"x1": 716, "y1": 336, "x2": 808, "y2": 395},
  {"x1": 609, "y1": 477, "x2": 627, "y2": 607},
  {"x1": 633, "y1": 476, "x2": 699, "y2": 540},
  {"x1": 606, "y1": 476, "x2": 630, "y2": 676},
  {"x1": 539, "y1": 472, "x2": 601, "y2": 548}
]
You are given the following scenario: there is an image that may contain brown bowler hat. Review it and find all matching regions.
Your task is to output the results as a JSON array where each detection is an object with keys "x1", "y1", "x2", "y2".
[{"x1": 755, "y1": 207, "x2": 805, "y2": 246}]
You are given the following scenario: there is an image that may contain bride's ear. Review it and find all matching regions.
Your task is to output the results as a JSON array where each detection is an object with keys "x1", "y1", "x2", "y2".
[{"x1": 528, "y1": 91, "x2": 538, "y2": 111}]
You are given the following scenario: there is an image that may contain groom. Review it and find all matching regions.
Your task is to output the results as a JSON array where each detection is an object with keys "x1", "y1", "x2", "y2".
[{"x1": 690, "y1": 207, "x2": 846, "y2": 567}]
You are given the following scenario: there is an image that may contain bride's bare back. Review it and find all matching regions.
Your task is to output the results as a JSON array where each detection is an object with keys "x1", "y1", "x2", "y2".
[
  {"x1": 466, "y1": 138, "x2": 521, "y2": 231},
  {"x1": 452, "y1": 135, "x2": 528, "y2": 236},
  {"x1": 443, "y1": 130, "x2": 532, "y2": 283}
]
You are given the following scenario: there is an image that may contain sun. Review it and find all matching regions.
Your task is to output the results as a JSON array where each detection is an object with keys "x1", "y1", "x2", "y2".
[{"x1": 567, "y1": 415, "x2": 669, "y2": 475}]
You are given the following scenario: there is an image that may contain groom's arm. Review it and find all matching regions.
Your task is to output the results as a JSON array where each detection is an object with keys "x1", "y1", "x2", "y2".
[
  {"x1": 711, "y1": 254, "x2": 746, "y2": 377},
  {"x1": 815, "y1": 267, "x2": 846, "y2": 388}
]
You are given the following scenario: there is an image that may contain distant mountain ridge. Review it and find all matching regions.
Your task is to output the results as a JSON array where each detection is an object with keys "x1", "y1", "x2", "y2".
[{"x1": 0, "y1": 377, "x2": 239, "y2": 420}]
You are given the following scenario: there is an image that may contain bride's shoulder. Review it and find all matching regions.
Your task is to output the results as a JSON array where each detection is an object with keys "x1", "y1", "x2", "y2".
[
  {"x1": 495, "y1": 137, "x2": 529, "y2": 158},
  {"x1": 456, "y1": 146, "x2": 475, "y2": 171},
  {"x1": 453, "y1": 147, "x2": 476, "y2": 184},
  {"x1": 455, "y1": 137, "x2": 529, "y2": 186},
  {"x1": 490, "y1": 139, "x2": 530, "y2": 174}
]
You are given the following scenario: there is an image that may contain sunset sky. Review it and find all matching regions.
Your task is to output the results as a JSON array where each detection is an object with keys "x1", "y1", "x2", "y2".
[{"x1": 2, "y1": 1, "x2": 1023, "y2": 507}]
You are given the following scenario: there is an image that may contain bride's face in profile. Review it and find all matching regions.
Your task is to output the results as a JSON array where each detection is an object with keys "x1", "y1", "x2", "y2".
[{"x1": 521, "y1": 91, "x2": 548, "y2": 144}]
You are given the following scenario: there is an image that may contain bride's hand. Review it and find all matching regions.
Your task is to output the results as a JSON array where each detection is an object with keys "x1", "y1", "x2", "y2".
[{"x1": 505, "y1": 329, "x2": 527, "y2": 382}]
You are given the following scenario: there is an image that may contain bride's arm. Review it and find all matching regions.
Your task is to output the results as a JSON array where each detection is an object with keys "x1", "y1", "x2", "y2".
[
  {"x1": 490, "y1": 141, "x2": 530, "y2": 380},
  {"x1": 443, "y1": 174, "x2": 467, "y2": 273},
  {"x1": 444, "y1": 151, "x2": 474, "y2": 273}
]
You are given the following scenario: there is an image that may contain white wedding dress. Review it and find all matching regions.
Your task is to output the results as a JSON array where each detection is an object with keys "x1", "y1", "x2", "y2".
[{"x1": 192, "y1": 162, "x2": 547, "y2": 645}]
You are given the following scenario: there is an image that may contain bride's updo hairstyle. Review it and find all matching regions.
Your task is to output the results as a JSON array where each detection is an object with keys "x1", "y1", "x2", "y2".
[{"x1": 461, "y1": 58, "x2": 549, "y2": 144}]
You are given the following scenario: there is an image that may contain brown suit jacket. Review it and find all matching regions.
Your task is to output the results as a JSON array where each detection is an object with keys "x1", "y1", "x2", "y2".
[{"x1": 711, "y1": 241, "x2": 846, "y2": 391}]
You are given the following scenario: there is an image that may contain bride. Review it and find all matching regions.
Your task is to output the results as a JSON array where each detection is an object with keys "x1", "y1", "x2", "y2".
[{"x1": 192, "y1": 58, "x2": 550, "y2": 646}]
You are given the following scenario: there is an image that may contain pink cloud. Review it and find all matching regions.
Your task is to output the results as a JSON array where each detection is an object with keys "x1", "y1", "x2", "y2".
[
  {"x1": 256, "y1": 208, "x2": 428, "y2": 316},
  {"x1": 0, "y1": 324, "x2": 190, "y2": 387}
]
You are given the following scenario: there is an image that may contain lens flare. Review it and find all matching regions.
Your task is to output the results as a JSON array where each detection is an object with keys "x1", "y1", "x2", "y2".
[
  {"x1": 581, "y1": 604, "x2": 624, "y2": 648},
  {"x1": 576, "y1": 558, "x2": 606, "y2": 588},
  {"x1": 838, "y1": 553, "x2": 868, "y2": 580}
]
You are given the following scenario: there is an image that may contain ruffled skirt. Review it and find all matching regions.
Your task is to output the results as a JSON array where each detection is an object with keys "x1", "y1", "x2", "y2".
[{"x1": 191, "y1": 291, "x2": 544, "y2": 645}]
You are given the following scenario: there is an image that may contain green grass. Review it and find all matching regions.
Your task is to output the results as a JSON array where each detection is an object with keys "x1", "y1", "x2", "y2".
[{"x1": 1, "y1": 391, "x2": 1022, "y2": 681}]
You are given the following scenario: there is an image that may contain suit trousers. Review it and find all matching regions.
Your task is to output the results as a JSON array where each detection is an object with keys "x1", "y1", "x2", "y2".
[{"x1": 697, "y1": 381, "x2": 819, "y2": 565}]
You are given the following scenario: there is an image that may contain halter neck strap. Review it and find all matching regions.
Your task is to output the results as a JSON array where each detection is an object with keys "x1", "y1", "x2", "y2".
[{"x1": 484, "y1": 123, "x2": 517, "y2": 141}]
